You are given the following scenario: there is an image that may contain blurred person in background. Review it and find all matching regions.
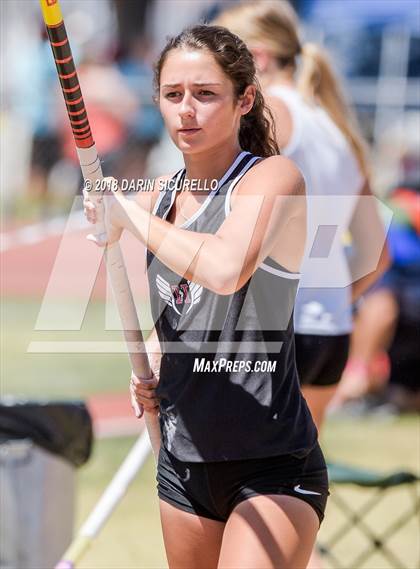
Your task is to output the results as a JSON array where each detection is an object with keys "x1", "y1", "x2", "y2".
[
  {"x1": 58, "y1": 51, "x2": 138, "y2": 186},
  {"x1": 117, "y1": 36, "x2": 164, "y2": 181},
  {"x1": 145, "y1": 0, "x2": 238, "y2": 180},
  {"x1": 149, "y1": 0, "x2": 225, "y2": 52},
  {"x1": 53, "y1": 0, "x2": 123, "y2": 194},
  {"x1": 214, "y1": 0, "x2": 390, "y2": 437},
  {"x1": 112, "y1": 0, "x2": 154, "y2": 58},
  {"x1": 1, "y1": 0, "x2": 118, "y2": 218},
  {"x1": 25, "y1": 27, "x2": 62, "y2": 217},
  {"x1": 1, "y1": 2, "x2": 61, "y2": 220},
  {"x1": 215, "y1": 4, "x2": 390, "y2": 567},
  {"x1": 335, "y1": 183, "x2": 420, "y2": 413}
]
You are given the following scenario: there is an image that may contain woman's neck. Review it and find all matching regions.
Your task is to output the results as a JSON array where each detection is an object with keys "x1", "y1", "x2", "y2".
[
  {"x1": 260, "y1": 67, "x2": 295, "y2": 90},
  {"x1": 182, "y1": 141, "x2": 243, "y2": 185}
]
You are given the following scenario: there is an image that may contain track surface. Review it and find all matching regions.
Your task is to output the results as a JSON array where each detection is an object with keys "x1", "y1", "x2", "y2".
[
  {"x1": 1, "y1": 212, "x2": 149, "y2": 299},
  {"x1": 2, "y1": 214, "x2": 150, "y2": 437},
  {"x1": 87, "y1": 391, "x2": 145, "y2": 438}
]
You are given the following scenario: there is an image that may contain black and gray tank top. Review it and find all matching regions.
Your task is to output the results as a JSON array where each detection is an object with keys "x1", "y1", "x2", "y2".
[{"x1": 147, "y1": 151, "x2": 317, "y2": 462}]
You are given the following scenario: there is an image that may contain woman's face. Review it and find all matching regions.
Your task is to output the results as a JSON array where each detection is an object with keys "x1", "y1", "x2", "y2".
[{"x1": 159, "y1": 48, "x2": 254, "y2": 155}]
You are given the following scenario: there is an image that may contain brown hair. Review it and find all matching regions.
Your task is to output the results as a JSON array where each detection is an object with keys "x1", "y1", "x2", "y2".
[
  {"x1": 214, "y1": 1, "x2": 369, "y2": 178},
  {"x1": 154, "y1": 24, "x2": 279, "y2": 158}
]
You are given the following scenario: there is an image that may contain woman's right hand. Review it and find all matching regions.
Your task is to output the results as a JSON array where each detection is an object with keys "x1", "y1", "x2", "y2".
[
  {"x1": 83, "y1": 187, "x2": 101, "y2": 225},
  {"x1": 82, "y1": 180, "x2": 123, "y2": 246}
]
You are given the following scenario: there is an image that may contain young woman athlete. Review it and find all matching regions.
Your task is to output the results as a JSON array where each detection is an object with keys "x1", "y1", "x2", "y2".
[
  {"x1": 84, "y1": 25, "x2": 328, "y2": 569},
  {"x1": 215, "y1": 0, "x2": 390, "y2": 430}
]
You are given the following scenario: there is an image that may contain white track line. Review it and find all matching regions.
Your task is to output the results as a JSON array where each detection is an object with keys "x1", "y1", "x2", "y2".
[{"x1": 0, "y1": 210, "x2": 86, "y2": 252}]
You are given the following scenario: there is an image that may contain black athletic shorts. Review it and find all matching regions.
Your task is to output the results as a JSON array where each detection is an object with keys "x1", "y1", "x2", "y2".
[
  {"x1": 157, "y1": 442, "x2": 329, "y2": 526},
  {"x1": 295, "y1": 333, "x2": 350, "y2": 387},
  {"x1": 31, "y1": 134, "x2": 61, "y2": 172}
]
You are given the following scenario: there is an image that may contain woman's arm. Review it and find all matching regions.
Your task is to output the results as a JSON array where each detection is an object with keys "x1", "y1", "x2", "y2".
[
  {"x1": 349, "y1": 181, "x2": 391, "y2": 302},
  {"x1": 131, "y1": 174, "x2": 172, "y2": 213},
  {"x1": 109, "y1": 155, "x2": 306, "y2": 294},
  {"x1": 145, "y1": 326, "x2": 162, "y2": 373}
]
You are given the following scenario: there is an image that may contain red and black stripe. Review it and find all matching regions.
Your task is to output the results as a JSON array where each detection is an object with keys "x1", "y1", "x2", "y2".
[{"x1": 46, "y1": 21, "x2": 93, "y2": 148}]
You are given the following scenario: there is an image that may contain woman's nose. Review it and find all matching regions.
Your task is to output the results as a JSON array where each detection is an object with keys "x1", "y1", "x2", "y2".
[{"x1": 179, "y1": 93, "x2": 195, "y2": 119}]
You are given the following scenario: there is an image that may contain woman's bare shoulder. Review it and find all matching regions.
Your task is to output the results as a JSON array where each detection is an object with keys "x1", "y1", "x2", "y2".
[{"x1": 238, "y1": 155, "x2": 305, "y2": 197}]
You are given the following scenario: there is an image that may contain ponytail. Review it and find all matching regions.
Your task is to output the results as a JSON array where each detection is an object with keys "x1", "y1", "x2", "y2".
[
  {"x1": 298, "y1": 43, "x2": 370, "y2": 178},
  {"x1": 240, "y1": 89, "x2": 279, "y2": 157}
]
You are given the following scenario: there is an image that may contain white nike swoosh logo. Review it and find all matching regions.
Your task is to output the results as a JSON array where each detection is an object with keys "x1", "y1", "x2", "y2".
[{"x1": 294, "y1": 484, "x2": 321, "y2": 496}]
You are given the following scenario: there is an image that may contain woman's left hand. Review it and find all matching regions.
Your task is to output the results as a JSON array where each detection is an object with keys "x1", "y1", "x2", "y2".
[
  {"x1": 84, "y1": 177, "x2": 125, "y2": 247},
  {"x1": 130, "y1": 370, "x2": 160, "y2": 417}
]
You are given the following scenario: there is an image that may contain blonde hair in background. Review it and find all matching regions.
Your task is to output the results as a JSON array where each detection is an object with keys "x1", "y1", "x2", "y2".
[{"x1": 214, "y1": 0, "x2": 370, "y2": 178}]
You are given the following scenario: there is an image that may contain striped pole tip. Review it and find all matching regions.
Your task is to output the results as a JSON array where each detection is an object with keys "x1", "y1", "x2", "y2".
[{"x1": 55, "y1": 561, "x2": 74, "y2": 569}]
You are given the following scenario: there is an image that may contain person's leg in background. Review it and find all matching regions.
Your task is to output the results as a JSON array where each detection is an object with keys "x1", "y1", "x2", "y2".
[
  {"x1": 295, "y1": 334, "x2": 349, "y2": 569},
  {"x1": 296, "y1": 334, "x2": 350, "y2": 430},
  {"x1": 332, "y1": 288, "x2": 398, "y2": 406}
]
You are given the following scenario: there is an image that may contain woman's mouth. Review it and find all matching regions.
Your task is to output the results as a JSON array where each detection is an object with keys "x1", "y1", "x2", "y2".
[{"x1": 178, "y1": 127, "x2": 201, "y2": 135}]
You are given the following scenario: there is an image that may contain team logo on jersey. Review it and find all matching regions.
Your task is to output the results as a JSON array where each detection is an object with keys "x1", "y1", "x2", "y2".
[{"x1": 156, "y1": 274, "x2": 203, "y2": 315}]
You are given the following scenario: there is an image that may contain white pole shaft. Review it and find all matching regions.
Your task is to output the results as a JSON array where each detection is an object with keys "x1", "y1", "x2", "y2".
[
  {"x1": 79, "y1": 430, "x2": 152, "y2": 538},
  {"x1": 77, "y1": 145, "x2": 161, "y2": 457}
]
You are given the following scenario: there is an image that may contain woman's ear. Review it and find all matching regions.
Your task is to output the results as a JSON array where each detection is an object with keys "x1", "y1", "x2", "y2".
[{"x1": 239, "y1": 84, "x2": 256, "y2": 116}]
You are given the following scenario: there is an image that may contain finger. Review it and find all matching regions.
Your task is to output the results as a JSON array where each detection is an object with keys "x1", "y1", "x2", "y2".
[
  {"x1": 131, "y1": 374, "x2": 152, "y2": 386},
  {"x1": 132, "y1": 382, "x2": 157, "y2": 395},
  {"x1": 133, "y1": 388, "x2": 157, "y2": 399},
  {"x1": 83, "y1": 194, "x2": 100, "y2": 209},
  {"x1": 131, "y1": 375, "x2": 158, "y2": 388},
  {"x1": 84, "y1": 201, "x2": 96, "y2": 212},
  {"x1": 141, "y1": 376, "x2": 159, "y2": 387},
  {"x1": 84, "y1": 209, "x2": 97, "y2": 224},
  {"x1": 130, "y1": 384, "x2": 159, "y2": 408},
  {"x1": 104, "y1": 176, "x2": 118, "y2": 193},
  {"x1": 130, "y1": 392, "x2": 143, "y2": 419},
  {"x1": 83, "y1": 192, "x2": 102, "y2": 211},
  {"x1": 83, "y1": 198, "x2": 98, "y2": 224},
  {"x1": 86, "y1": 233, "x2": 107, "y2": 247},
  {"x1": 131, "y1": 385, "x2": 157, "y2": 402},
  {"x1": 138, "y1": 398, "x2": 160, "y2": 411}
]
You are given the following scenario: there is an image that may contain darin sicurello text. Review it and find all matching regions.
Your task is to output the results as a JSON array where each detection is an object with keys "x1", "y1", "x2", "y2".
[{"x1": 84, "y1": 178, "x2": 218, "y2": 192}]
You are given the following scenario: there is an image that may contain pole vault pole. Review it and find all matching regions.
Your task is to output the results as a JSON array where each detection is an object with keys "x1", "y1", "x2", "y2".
[
  {"x1": 39, "y1": 1, "x2": 161, "y2": 566},
  {"x1": 55, "y1": 431, "x2": 152, "y2": 569}
]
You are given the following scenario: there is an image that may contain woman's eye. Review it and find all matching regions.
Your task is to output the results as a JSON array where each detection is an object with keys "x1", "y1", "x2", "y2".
[
  {"x1": 165, "y1": 91, "x2": 181, "y2": 99},
  {"x1": 198, "y1": 90, "x2": 214, "y2": 96}
]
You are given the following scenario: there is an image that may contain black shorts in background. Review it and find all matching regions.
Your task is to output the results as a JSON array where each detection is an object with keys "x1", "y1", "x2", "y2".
[
  {"x1": 31, "y1": 134, "x2": 61, "y2": 173},
  {"x1": 295, "y1": 333, "x2": 350, "y2": 387}
]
